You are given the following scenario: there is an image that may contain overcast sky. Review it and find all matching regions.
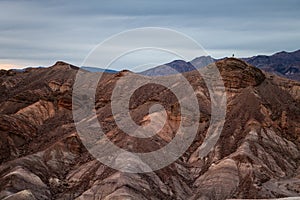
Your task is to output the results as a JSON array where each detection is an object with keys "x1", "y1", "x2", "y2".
[{"x1": 0, "y1": 0, "x2": 299, "y2": 70}]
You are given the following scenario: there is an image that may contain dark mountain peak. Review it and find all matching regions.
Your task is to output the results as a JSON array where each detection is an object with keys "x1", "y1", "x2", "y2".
[
  {"x1": 242, "y1": 49, "x2": 300, "y2": 81},
  {"x1": 166, "y1": 59, "x2": 191, "y2": 68},
  {"x1": 51, "y1": 61, "x2": 79, "y2": 70},
  {"x1": 294, "y1": 49, "x2": 300, "y2": 54},
  {"x1": 270, "y1": 49, "x2": 300, "y2": 59},
  {"x1": 167, "y1": 59, "x2": 187, "y2": 64},
  {"x1": 140, "y1": 60, "x2": 195, "y2": 76},
  {"x1": 275, "y1": 50, "x2": 288, "y2": 54},
  {"x1": 166, "y1": 60, "x2": 196, "y2": 72},
  {"x1": 54, "y1": 61, "x2": 69, "y2": 66},
  {"x1": 114, "y1": 69, "x2": 133, "y2": 77},
  {"x1": 120, "y1": 69, "x2": 131, "y2": 73},
  {"x1": 166, "y1": 58, "x2": 191, "y2": 63},
  {"x1": 193, "y1": 55, "x2": 214, "y2": 59},
  {"x1": 190, "y1": 55, "x2": 216, "y2": 68},
  {"x1": 80, "y1": 66, "x2": 118, "y2": 73},
  {"x1": 191, "y1": 55, "x2": 214, "y2": 62}
]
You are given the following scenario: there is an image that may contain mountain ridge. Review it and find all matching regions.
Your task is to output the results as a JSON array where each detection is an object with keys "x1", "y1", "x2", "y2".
[
  {"x1": 4, "y1": 50, "x2": 300, "y2": 81},
  {"x1": 140, "y1": 50, "x2": 300, "y2": 81},
  {"x1": 0, "y1": 58, "x2": 299, "y2": 199}
]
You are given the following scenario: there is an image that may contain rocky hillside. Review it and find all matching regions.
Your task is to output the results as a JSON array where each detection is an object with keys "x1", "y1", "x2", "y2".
[{"x1": 0, "y1": 59, "x2": 300, "y2": 199}]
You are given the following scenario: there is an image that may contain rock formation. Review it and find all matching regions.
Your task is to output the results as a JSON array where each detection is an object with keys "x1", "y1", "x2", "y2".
[{"x1": 0, "y1": 59, "x2": 299, "y2": 199}]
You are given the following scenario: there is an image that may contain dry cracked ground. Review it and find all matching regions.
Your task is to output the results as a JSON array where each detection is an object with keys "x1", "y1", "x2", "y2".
[{"x1": 0, "y1": 58, "x2": 299, "y2": 200}]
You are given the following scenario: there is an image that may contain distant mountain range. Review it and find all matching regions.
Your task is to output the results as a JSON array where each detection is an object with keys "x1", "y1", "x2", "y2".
[
  {"x1": 140, "y1": 56, "x2": 215, "y2": 76},
  {"x1": 9, "y1": 50, "x2": 300, "y2": 81},
  {"x1": 242, "y1": 50, "x2": 300, "y2": 81},
  {"x1": 11, "y1": 65, "x2": 118, "y2": 74},
  {"x1": 140, "y1": 49, "x2": 300, "y2": 81},
  {"x1": 81, "y1": 66, "x2": 118, "y2": 73}
]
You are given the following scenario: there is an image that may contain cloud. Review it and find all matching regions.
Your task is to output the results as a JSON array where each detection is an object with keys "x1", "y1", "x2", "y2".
[{"x1": 0, "y1": 0, "x2": 299, "y2": 69}]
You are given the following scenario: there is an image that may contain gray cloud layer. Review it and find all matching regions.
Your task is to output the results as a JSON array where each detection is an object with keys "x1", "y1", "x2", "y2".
[{"x1": 0, "y1": 0, "x2": 299, "y2": 70}]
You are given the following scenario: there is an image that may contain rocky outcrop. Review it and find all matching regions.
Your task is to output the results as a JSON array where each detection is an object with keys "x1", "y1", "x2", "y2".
[{"x1": 215, "y1": 58, "x2": 266, "y2": 89}]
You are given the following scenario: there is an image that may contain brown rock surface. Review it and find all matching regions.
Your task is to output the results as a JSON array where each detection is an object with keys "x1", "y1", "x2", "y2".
[{"x1": 0, "y1": 59, "x2": 299, "y2": 199}]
